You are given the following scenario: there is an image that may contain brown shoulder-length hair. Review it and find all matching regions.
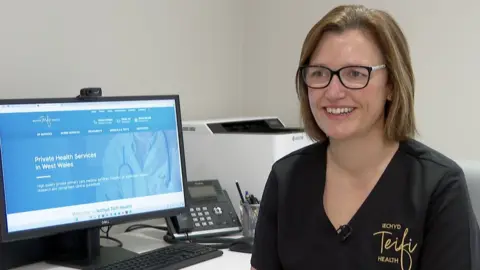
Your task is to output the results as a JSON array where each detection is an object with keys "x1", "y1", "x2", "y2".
[{"x1": 296, "y1": 5, "x2": 417, "y2": 142}]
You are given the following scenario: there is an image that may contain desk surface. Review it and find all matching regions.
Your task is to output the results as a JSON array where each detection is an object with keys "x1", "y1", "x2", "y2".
[{"x1": 13, "y1": 229, "x2": 252, "y2": 270}]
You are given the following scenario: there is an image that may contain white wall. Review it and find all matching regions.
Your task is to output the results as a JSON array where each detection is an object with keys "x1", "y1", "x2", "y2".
[
  {"x1": 243, "y1": 0, "x2": 480, "y2": 160},
  {"x1": 0, "y1": 0, "x2": 244, "y2": 121},
  {"x1": 5, "y1": 0, "x2": 476, "y2": 159}
]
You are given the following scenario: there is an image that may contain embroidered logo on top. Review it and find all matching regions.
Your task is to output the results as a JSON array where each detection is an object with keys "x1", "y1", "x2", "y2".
[{"x1": 373, "y1": 223, "x2": 418, "y2": 270}]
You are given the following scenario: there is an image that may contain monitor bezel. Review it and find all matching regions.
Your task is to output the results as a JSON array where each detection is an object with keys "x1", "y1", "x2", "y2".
[{"x1": 0, "y1": 95, "x2": 189, "y2": 242}]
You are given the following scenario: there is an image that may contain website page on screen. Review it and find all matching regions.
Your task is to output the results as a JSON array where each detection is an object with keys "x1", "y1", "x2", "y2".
[{"x1": 0, "y1": 100, "x2": 185, "y2": 233}]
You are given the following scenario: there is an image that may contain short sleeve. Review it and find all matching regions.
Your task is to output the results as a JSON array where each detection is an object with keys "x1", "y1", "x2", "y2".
[
  {"x1": 418, "y1": 168, "x2": 480, "y2": 269},
  {"x1": 250, "y1": 168, "x2": 282, "y2": 270}
]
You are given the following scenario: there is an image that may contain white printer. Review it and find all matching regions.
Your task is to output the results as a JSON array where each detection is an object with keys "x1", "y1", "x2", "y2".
[{"x1": 182, "y1": 117, "x2": 315, "y2": 214}]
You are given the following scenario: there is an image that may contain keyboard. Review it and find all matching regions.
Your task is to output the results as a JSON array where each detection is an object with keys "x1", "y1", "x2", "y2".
[{"x1": 95, "y1": 243, "x2": 223, "y2": 270}]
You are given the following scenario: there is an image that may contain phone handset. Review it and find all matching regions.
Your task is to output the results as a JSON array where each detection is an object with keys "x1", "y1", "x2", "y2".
[{"x1": 171, "y1": 212, "x2": 194, "y2": 234}]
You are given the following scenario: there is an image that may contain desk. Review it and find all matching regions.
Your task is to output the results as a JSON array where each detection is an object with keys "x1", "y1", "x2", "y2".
[{"x1": 13, "y1": 229, "x2": 252, "y2": 270}]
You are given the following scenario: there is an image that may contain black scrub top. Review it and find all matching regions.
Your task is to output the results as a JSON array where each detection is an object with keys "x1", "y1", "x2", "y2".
[{"x1": 251, "y1": 139, "x2": 480, "y2": 270}]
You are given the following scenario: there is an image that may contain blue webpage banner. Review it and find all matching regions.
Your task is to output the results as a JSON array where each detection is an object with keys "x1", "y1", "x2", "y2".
[{"x1": 0, "y1": 105, "x2": 183, "y2": 214}]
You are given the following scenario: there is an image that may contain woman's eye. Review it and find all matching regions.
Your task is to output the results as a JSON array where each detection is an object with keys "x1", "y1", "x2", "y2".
[
  {"x1": 349, "y1": 70, "x2": 364, "y2": 77},
  {"x1": 347, "y1": 68, "x2": 367, "y2": 77},
  {"x1": 311, "y1": 70, "x2": 326, "y2": 77}
]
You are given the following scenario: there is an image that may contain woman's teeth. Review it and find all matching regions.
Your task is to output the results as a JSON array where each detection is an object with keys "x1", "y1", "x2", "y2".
[{"x1": 326, "y1": 107, "x2": 354, "y2": 115}]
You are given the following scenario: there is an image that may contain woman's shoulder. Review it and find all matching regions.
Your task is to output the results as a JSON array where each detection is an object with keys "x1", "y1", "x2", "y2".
[
  {"x1": 398, "y1": 139, "x2": 466, "y2": 194},
  {"x1": 399, "y1": 138, "x2": 463, "y2": 175},
  {"x1": 270, "y1": 139, "x2": 327, "y2": 179}
]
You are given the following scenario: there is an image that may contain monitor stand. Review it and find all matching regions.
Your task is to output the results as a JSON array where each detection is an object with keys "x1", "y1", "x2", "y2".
[{"x1": 46, "y1": 227, "x2": 138, "y2": 269}]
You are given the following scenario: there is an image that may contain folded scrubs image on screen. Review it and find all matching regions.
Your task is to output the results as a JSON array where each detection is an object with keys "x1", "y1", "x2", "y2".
[{"x1": 99, "y1": 129, "x2": 181, "y2": 200}]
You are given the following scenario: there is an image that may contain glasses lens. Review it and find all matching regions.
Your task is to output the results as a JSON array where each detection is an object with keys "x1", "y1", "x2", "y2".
[
  {"x1": 339, "y1": 66, "x2": 370, "y2": 89},
  {"x1": 303, "y1": 66, "x2": 331, "y2": 88}
]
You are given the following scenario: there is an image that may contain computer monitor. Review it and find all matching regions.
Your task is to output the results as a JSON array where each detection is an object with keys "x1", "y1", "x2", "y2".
[{"x1": 0, "y1": 95, "x2": 188, "y2": 268}]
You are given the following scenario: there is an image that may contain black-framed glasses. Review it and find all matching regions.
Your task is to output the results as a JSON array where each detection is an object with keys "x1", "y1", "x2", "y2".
[{"x1": 300, "y1": 64, "x2": 386, "y2": 90}]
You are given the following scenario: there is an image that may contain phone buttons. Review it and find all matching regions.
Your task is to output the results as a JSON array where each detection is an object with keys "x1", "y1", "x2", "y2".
[{"x1": 229, "y1": 211, "x2": 238, "y2": 224}]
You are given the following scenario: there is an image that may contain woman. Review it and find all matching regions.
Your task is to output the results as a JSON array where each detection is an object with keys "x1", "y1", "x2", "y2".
[{"x1": 251, "y1": 5, "x2": 480, "y2": 270}]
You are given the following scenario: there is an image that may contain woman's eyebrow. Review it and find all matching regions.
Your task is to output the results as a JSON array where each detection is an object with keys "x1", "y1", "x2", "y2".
[{"x1": 307, "y1": 61, "x2": 369, "y2": 67}]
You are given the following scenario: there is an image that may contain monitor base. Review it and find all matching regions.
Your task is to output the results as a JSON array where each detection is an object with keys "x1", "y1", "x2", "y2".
[
  {"x1": 0, "y1": 236, "x2": 50, "y2": 270},
  {"x1": 0, "y1": 227, "x2": 114, "y2": 270},
  {"x1": 45, "y1": 227, "x2": 139, "y2": 269},
  {"x1": 48, "y1": 246, "x2": 138, "y2": 270}
]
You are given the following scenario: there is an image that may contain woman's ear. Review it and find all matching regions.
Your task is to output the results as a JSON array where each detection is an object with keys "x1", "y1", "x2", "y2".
[{"x1": 386, "y1": 83, "x2": 393, "y2": 101}]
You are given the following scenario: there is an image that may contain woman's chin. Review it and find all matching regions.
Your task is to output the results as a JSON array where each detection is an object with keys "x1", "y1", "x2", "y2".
[{"x1": 324, "y1": 129, "x2": 356, "y2": 141}]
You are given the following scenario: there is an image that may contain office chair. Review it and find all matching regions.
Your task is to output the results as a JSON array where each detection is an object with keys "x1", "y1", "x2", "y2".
[{"x1": 456, "y1": 160, "x2": 480, "y2": 222}]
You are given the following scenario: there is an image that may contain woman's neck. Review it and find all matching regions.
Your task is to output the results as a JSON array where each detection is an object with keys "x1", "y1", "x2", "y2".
[{"x1": 327, "y1": 128, "x2": 399, "y2": 175}]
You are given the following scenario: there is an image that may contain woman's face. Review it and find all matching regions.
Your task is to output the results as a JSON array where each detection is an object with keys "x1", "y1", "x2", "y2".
[{"x1": 307, "y1": 29, "x2": 390, "y2": 141}]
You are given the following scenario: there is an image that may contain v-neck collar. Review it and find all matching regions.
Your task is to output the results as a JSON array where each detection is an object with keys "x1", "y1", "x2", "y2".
[{"x1": 319, "y1": 140, "x2": 403, "y2": 237}]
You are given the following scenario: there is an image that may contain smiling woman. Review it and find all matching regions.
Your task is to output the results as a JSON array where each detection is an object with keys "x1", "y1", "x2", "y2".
[{"x1": 250, "y1": 4, "x2": 480, "y2": 270}]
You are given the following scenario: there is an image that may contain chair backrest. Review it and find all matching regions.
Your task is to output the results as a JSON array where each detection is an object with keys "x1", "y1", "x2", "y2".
[{"x1": 456, "y1": 160, "x2": 480, "y2": 222}]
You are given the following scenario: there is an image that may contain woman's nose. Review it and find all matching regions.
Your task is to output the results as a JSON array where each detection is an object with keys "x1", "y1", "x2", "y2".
[{"x1": 324, "y1": 76, "x2": 347, "y2": 100}]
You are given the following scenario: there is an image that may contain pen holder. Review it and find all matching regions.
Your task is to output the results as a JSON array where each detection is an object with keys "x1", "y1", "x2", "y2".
[{"x1": 239, "y1": 203, "x2": 260, "y2": 238}]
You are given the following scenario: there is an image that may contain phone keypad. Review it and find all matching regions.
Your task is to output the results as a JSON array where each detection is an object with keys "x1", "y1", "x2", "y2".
[
  {"x1": 190, "y1": 206, "x2": 217, "y2": 228},
  {"x1": 188, "y1": 205, "x2": 234, "y2": 229}
]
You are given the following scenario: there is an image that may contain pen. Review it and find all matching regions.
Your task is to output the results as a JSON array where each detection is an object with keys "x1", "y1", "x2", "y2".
[{"x1": 235, "y1": 181, "x2": 246, "y2": 204}]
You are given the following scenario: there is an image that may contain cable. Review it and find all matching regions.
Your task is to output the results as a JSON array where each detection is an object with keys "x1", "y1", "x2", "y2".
[
  {"x1": 124, "y1": 224, "x2": 168, "y2": 233},
  {"x1": 100, "y1": 226, "x2": 110, "y2": 234},
  {"x1": 100, "y1": 225, "x2": 123, "y2": 247},
  {"x1": 185, "y1": 232, "x2": 192, "y2": 243},
  {"x1": 100, "y1": 235, "x2": 123, "y2": 247}
]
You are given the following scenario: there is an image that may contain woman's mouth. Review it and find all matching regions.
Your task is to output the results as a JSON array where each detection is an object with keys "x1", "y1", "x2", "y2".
[{"x1": 325, "y1": 107, "x2": 355, "y2": 115}]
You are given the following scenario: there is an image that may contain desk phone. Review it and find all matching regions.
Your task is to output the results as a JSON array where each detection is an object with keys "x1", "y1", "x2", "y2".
[{"x1": 166, "y1": 179, "x2": 242, "y2": 240}]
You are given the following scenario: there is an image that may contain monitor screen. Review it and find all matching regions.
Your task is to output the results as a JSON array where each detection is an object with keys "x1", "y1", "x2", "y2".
[{"x1": 0, "y1": 96, "x2": 186, "y2": 239}]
